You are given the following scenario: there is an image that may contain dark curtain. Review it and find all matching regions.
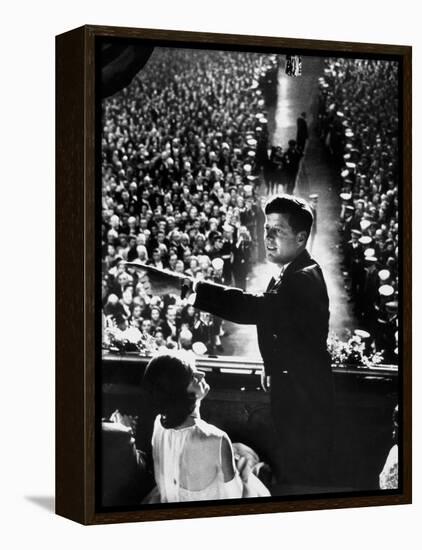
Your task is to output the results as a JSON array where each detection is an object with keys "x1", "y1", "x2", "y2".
[{"x1": 100, "y1": 43, "x2": 154, "y2": 98}]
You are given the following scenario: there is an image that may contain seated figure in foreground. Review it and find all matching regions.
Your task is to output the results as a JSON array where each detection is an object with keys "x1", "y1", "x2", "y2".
[
  {"x1": 379, "y1": 404, "x2": 399, "y2": 490},
  {"x1": 143, "y1": 352, "x2": 270, "y2": 503}
]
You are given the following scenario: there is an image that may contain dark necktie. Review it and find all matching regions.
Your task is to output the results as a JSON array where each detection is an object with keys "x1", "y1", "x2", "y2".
[
  {"x1": 266, "y1": 276, "x2": 277, "y2": 292},
  {"x1": 266, "y1": 268, "x2": 285, "y2": 292}
]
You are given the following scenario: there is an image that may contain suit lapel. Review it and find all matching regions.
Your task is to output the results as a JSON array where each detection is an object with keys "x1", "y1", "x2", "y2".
[
  {"x1": 266, "y1": 250, "x2": 314, "y2": 293},
  {"x1": 283, "y1": 249, "x2": 313, "y2": 278}
]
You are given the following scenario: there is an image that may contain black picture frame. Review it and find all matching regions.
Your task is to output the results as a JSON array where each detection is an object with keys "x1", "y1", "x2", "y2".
[{"x1": 56, "y1": 25, "x2": 412, "y2": 525}]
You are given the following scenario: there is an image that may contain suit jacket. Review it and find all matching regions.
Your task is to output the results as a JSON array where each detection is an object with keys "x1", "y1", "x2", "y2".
[
  {"x1": 345, "y1": 240, "x2": 364, "y2": 272},
  {"x1": 195, "y1": 249, "x2": 333, "y2": 432},
  {"x1": 296, "y1": 116, "x2": 309, "y2": 144},
  {"x1": 161, "y1": 320, "x2": 178, "y2": 341}
]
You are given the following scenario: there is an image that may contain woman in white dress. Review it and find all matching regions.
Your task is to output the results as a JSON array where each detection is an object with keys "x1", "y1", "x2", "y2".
[{"x1": 143, "y1": 352, "x2": 270, "y2": 503}]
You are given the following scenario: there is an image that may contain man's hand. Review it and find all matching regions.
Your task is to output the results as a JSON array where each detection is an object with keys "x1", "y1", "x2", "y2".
[
  {"x1": 236, "y1": 454, "x2": 264, "y2": 498},
  {"x1": 235, "y1": 455, "x2": 252, "y2": 484},
  {"x1": 109, "y1": 409, "x2": 138, "y2": 435},
  {"x1": 260, "y1": 370, "x2": 271, "y2": 392},
  {"x1": 124, "y1": 262, "x2": 193, "y2": 298}
]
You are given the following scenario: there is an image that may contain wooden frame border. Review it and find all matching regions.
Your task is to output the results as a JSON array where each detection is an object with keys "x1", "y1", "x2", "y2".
[{"x1": 56, "y1": 25, "x2": 412, "y2": 525}]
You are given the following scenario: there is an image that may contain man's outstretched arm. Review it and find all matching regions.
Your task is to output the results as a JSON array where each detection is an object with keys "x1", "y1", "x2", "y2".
[
  {"x1": 193, "y1": 280, "x2": 264, "y2": 325},
  {"x1": 124, "y1": 262, "x2": 264, "y2": 325}
]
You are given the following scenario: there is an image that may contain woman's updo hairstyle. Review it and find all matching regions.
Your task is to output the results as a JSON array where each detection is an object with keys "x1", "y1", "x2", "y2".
[{"x1": 143, "y1": 352, "x2": 196, "y2": 429}]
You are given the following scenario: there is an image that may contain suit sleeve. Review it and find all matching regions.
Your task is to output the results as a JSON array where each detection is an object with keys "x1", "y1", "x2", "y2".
[{"x1": 194, "y1": 280, "x2": 267, "y2": 325}]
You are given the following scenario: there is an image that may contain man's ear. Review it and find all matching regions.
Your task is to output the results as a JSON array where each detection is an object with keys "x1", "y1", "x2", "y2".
[{"x1": 296, "y1": 230, "x2": 308, "y2": 245}]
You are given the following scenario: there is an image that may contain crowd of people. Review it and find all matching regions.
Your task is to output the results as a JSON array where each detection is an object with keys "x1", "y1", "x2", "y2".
[
  {"x1": 255, "y1": 59, "x2": 307, "y2": 195},
  {"x1": 99, "y1": 52, "x2": 402, "y2": 509},
  {"x1": 101, "y1": 50, "x2": 400, "y2": 366},
  {"x1": 318, "y1": 58, "x2": 399, "y2": 363},
  {"x1": 101, "y1": 47, "x2": 278, "y2": 355}
]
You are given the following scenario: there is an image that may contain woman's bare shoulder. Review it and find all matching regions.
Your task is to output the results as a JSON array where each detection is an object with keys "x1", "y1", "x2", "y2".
[{"x1": 194, "y1": 419, "x2": 227, "y2": 440}]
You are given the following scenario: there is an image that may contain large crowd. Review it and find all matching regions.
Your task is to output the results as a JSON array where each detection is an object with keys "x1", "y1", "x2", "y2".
[
  {"x1": 101, "y1": 48, "x2": 277, "y2": 355},
  {"x1": 318, "y1": 58, "x2": 399, "y2": 363},
  {"x1": 101, "y1": 50, "x2": 400, "y2": 365}
]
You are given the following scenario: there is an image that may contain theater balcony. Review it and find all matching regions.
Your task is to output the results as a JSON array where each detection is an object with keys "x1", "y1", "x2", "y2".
[{"x1": 102, "y1": 352, "x2": 398, "y2": 495}]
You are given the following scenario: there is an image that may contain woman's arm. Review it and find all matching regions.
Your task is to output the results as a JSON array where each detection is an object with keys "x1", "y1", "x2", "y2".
[
  {"x1": 220, "y1": 435, "x2": 244, "y2": 498},
  {"x1": 221, "y1": 435, "x2": 261, "y2": 498},
  {"x1": 221, "y1": 435, "x2": 237, "y2": 483},
  {"x1": 221, "y1": 435, "x2": 271, "y2": 498}
]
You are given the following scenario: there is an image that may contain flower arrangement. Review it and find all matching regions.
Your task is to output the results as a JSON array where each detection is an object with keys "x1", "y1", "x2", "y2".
[
  {"x1": 328, "y1": 330, "x2": 384, "y2": 369},
  {"x1": 103, "y1": 321, "x2": 160, "y2": 355}
]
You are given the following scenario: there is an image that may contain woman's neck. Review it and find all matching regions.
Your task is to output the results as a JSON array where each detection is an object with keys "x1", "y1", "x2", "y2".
[{"x1": 174, "y1": 403, "x2": 201, "y2": 429}]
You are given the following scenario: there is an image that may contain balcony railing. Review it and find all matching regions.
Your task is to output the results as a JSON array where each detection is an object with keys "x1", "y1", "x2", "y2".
[{"x1": 102, "y1": 350, "x2": 398, "y2": 378}]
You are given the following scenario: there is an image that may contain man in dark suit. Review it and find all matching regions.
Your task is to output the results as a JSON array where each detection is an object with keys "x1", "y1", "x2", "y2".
[
  {"x1": 283, "y1": 140, "x2": 302, "y2": 195},
  {"x1": 127, "y1": 195, "x2": 334, "y2": 489},
  {"x1": 192, "y1": 195, "x2": 333, "y2": 488},
  {"x1": 345, "y1": 229, "x2": 365, "y2": 307},
  {"x1": 296, "y1": 111, "x2": 309, "y2": 153}
]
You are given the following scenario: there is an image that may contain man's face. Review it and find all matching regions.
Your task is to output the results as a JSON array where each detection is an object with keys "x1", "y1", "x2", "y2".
[
  {"x1": 264, "y1": 213, "x2": 303, "y2": 266},
  {"x1": 214, "y1": 238, "x2": 223, "y2": 250},
  {"x1": 200, "y1": 311, "x2": 211, "y2": 324},
  {"x1": 122, "y1": 295, "x2": 132, "y2": 308},
  {"x1": 141, "y1": 319, "x2": 152, "y2": 333},
  {"x1": 167, "y1": 309, "x2": 176, "y2": 323},
  {"x1": 151, "y1": 308, "x2": 160, "y2": 322},
  {"x1": 175, "y1": 260, "x2": 184, "y2": 273},
  {"x1": 155, "y1": 331, "x2": 164, "y2": 345},
  {"x1": 117, "y1": 272, "x2": 128, "y2": 284},
  {"x1": 132, "y1": 305, "x2": 142, "y2": 318}
]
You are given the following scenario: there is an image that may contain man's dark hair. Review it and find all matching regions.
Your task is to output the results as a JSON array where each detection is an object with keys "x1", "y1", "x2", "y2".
[
  {"x1": 265, "y1": 194, "x2": 314, "y2": 237},
  {"x1": 208, "y1": 231, "x2": 222, "y2": 244}
]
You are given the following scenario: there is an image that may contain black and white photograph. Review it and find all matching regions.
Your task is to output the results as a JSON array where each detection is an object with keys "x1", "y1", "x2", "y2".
[
  {"x1": 99, "y1": 39, "x2": 402, "y2": 510},
  {"x1": 5, "y1": 0, "x2": 421, "y2": 543}
]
